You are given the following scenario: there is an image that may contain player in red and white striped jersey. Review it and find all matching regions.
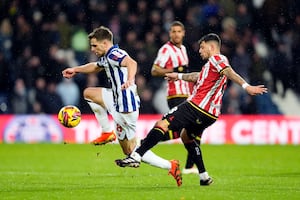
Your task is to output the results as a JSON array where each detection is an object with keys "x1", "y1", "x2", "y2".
[
  {"x1": 151, "y1": 21, "x2": 196, "y2": 174},
  {"x1": 152, "y1": 21, "x2": 191, "y2": 107},
  {"x1": 116, "y1": 33, "x2": 267, "y2": 186}
]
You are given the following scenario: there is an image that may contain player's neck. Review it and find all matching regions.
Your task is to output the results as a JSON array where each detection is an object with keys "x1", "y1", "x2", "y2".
[
  {"x1": 169, "y1": 40, "x2": 182, "y2": 48},
  {"x1": 209, "y1": 50, "x2": 220, "y2": 57}
]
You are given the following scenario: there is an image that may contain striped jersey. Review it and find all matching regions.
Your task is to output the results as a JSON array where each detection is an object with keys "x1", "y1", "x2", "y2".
[
  {"x1": 188, "y1": 54, "x2": 229, "y2": 117},
  {"x1": 153, "y1": 41, "x2": 191, "y2": 98},
  {"x1": 97, "y1": 44, "x2": 140, "y2": 113}
]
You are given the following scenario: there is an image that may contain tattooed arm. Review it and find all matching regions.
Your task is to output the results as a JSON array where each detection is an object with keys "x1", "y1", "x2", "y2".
[{"x1": 165, "y1": 72, "x2": 199, "y2": 83}]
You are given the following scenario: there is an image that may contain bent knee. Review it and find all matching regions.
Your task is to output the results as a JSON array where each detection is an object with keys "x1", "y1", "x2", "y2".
[
  {"x1": 155, "y1": 119, "x2": 169, "y2": 132},
  {"x1": 83, "y1": 88, "x2": 91, "y2": 99}
]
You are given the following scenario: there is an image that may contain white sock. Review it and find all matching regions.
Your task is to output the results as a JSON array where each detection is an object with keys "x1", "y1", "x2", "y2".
[
  {"x1": 141, "y1": 150, "x2": 171, "y2": 170},
  {"x1": 199, "y1": 171, "x2": 209, "y2": 180},
  {"x1": 87, "y1": 101, "x2": 112, "y2": 132}
]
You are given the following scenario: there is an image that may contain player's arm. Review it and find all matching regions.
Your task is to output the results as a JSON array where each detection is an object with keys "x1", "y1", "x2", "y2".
[
  {"x1": 165, "y1": 72, "x2": 199, "y2": 83},
  {"x1": 151, "y1": 64, "x2": 173, "y2": 77},
  {"x1": 221, "y1": 66, "x2": 268, "y2": 95},
  {"x1": 62, "y1": 62, "x2": 102, "y2": 78},
  {"x1": 120, "y1": 55, "x2": 137, "y2": 89}
]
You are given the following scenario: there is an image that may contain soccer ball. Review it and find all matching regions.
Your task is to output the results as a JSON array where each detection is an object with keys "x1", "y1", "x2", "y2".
[{"x1": 57, "y1": 105, "x2": 81, "y2": 128}]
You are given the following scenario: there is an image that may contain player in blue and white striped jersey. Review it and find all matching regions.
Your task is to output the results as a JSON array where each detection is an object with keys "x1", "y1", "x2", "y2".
[
  {"x1": 96, "y1": 45, "x2": 140, "y2": 113},
  {"x1": 62, "y1": 26, "x2": 182, "y2": 186}
]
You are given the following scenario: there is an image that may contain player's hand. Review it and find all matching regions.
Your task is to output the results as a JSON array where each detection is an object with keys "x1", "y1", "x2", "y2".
[
  {"x1": 245, "y1": 85, "x2": 268, "y2": 96},
  {"x1": 165, "y1": 72, "x2": 179, "y2": 81},
  {"x1": 62, "y1": 68, "x2": 76, "y2": 79},
  {"x1": 121, "y1": 80, "x2": 134, "y2": 90}
]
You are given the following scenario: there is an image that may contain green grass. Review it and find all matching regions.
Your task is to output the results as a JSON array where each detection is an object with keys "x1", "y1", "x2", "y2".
[{"x1": 0, "y1": 144, "x2": 299, "y2": 200}]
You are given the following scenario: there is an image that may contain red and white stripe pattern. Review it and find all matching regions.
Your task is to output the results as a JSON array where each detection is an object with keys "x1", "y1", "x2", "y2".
[
  {"x1": 154, "y1": 41, "x2": 190, "y2": 97},
  {"x1": 188, "y1": 54, "x2": 229, "y2": 116}
]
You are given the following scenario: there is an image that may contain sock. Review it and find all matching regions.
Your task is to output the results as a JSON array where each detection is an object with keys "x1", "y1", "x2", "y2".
[
  {"x1": 136, "y1": 127, "x2": 165, "y2": 157},
  {"x1": 185, "y1": 138, "x2": 200, "y2": 169},
  {"x1": 184, "y1": 140, "x2": 206, "y2": 173},
  {"x1": 87, "y1": 101, "x2": 112, "y2": 132},
  {"x1": 199, "y1": 172, "x2": 209, "y2": 180},
  {"x1": 141, "y1": 150, "x2": 171, "y2": 169},
  {"x1": 185, "y1": 153, "x2": 195, "y2": 169}
]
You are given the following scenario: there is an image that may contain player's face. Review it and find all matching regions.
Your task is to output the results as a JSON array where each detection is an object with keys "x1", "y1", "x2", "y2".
[
  {"x1": 169, "y1": 25, "x2": 185, "y2": 46},
  {"x1": 90, "y1": 38, "x2": 106, "y2": 57},
  {"x1": 199, "y1": 41, "x2": 211, "y2": 60}
]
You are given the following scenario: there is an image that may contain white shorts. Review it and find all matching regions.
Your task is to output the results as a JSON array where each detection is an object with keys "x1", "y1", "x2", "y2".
[{"x1": 102, "y1": 88, "x2": 138, "y2": 140}]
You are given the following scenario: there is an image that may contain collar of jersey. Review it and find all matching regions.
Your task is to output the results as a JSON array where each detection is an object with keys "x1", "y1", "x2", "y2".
[{"x1": 105, "y1": 44, "x2": 119, "y2": 57}]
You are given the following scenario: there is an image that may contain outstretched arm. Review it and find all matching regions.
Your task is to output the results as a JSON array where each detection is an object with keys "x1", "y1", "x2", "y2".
[
  {"x1": 151, "y1": 65, "x2": 173, "y2": 77},
  {"x1": 165, "y1": 72, "x2": 199, "y2": 83},
  {"x1": 222, "y1": 67, "x2": 268, "y2": 95},
  {"x1": 62, "y1": 62, "x2": 102, "y2": 79}
]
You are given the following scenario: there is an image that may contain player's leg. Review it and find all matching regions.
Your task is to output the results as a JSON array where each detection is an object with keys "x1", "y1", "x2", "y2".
[
  {"x1": 83, "y1": 87, "x2": 115, "y2": 144},
  {"x1": 114, "y1": 111, "x2": 182, "y2": 186},
  {"x1": 168, "y1": 98, "x2": 196, "y2": 174},
  {"x1": 115, "y1": 103, "x2": 187, "y2": 162},
  {"x1": 113, "y1": 110, "x2": 170, "y2": 167},
  {"x1": 181, "y1": 128, "x2": 214, "y2": 186}
]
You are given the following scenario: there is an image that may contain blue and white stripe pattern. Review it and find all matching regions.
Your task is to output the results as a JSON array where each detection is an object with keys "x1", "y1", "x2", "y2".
[{"x1": 97, "y1": 45, "x2": 140, "y2": 112}]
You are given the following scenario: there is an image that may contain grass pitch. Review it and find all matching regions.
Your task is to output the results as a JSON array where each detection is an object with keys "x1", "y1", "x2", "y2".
[{"x1": 0, "y1": 143, "x2": 299, "y2": 200}]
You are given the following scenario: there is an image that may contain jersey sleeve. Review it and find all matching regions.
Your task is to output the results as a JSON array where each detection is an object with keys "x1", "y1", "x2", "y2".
[
  {"x1": 210, "y1": 55, "x2": 229, "y2": 72},
  {"x1": 153, "y1": 46, "x2": 170, "y2": 69},
  {"x1": 108, "y1": 49, "x2": 127, "y2": 66}
]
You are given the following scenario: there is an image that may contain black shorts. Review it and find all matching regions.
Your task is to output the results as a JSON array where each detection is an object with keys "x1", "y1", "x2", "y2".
[
  {"x1": 163, "y1": 101, "x2": 217, "y2": 139},
  {"x1": 167, "y1": 97, "x2": 187, "y2": 109}
]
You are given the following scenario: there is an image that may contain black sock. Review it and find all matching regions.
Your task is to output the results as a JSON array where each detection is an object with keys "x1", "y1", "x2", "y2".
[
  {"x1": 136, "y1": 127, "x2": 165, "y2": 157},
  {"x1": 184, "y1": 141, "x2": 206, "y2": 173},
  {"x1": 185, "y1": 138, "x2": 200, "y2": 168},
  {"x1": 185, "y1": 153, "x2": 195, "y2": 169}
]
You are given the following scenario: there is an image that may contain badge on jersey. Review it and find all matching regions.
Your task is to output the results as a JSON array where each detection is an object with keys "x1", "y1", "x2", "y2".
[{"x1": 109, "y1": 50, "x2": 126, "y2": 62}]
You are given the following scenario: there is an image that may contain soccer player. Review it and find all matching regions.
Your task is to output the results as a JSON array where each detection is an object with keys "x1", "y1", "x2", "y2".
[
  {"x1": 62, "y1": 26, "x2": 182, "y2": 187},
  {"x1": 115, "y1": 33, "x2": 268, "y2": 186},
  {"x1": 151, "y1": 21, "x2": 197, "y2": 174}
]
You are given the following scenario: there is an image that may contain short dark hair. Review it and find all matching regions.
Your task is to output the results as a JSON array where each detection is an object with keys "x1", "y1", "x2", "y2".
[
  {"x1": 170, "y1": 21, "x2": 185, "y2": 30},
  {"x1": 88, "y1": 26, "x2": 113, "y2": 41},
  {"x1": 198, "y1": 33, "x2": 221, "y2": 46}
]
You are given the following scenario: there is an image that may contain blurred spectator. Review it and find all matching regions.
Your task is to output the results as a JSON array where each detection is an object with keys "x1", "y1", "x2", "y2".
[
  {"x1": 43, "y1": 82, "x2": 63, "y2": 114},
  {"x1": 139, "y1": 87, "x2": 157, "y2": 114},
  {"x1": 231, "y1": 43, "x2": 252, "y2": 82},
  {"x1": 0, "y1": 51, "x2": 12, "y2": 94},
  {"x1": 220, "y1": 17, "x2": 239, "y2": 59},
  {"x1": 10, "y1": 78, "x2": 30, "y2": 113},
  {"x1": 56, "y1": 78, "x2": 80, "y2": 106},
  {"x1": 249, "y1": 52, "x2": 268, "y2": 85},
  {"x1": 268, "y1": 41, "x2": 292, "y2": 98},
  {"x1": 32, "y1": 77, "x2": 48, "y2": 113},
  {"x1": 88, "y1": 0, "x2": 110, "y2": 28},
  {"x1": 12, "y1": 15, "x2": 32, "y2": 58},
  {"x1": 292, "y1": 14, "x2": 300, "y2": 95},
  {"x1": 56, "y1": 12, "x2": 73, "y2": 49},
  {"x1": 234, "y1": 3, "x2": 253, "y2": 32},
  {"x1": 221, "y1": 84, "x2": 242, "y2": 114},
  {"x1": 0, "y1": 18, "x2": 13, "y2": 60},
  {"x1": 71, "y1": 27, "x2": 89, "y2": 64}
]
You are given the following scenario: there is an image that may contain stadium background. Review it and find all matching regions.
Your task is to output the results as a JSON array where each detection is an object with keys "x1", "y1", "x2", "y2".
[{"x1": 1, "y1": 0, "x2": 300, "y2": 144}]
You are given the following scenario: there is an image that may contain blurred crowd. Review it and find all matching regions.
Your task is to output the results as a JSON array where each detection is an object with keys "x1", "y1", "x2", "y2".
[{"x1": 1, "y1": 0, "x2": 300, "y2": 115}]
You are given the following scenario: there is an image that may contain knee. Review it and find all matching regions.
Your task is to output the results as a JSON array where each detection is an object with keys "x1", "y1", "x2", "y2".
[
  {"x1": 181, "y1": 129, "x2": 193, "y2": 144},
  {"x1": 83, "y1": 88, "x2": 91, "y2": 100},
  {"x1": 155, "y1": 119, "x2": 169, "y2": 132}
]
